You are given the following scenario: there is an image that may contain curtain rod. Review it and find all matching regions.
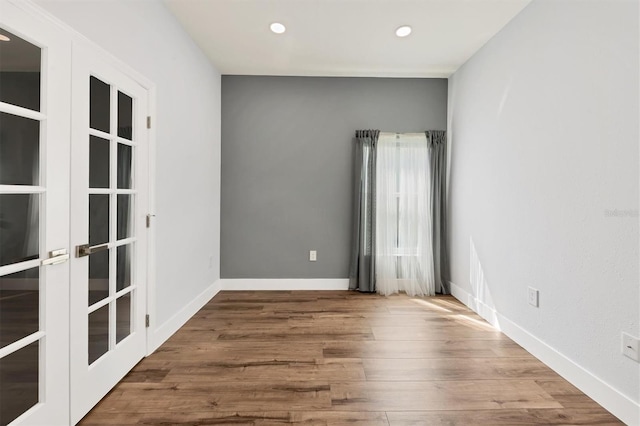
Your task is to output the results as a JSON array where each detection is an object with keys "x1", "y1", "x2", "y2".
[
  {"x1": 356, "y1": 130, "x2": 446, "y2": 137},
  {"x1": 355, "y1": 129, "x2": 380, "y2": 138}
]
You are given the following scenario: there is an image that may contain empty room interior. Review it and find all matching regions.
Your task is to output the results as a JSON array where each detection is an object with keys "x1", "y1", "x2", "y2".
[{"x1": 0, "y1": 0, "x2": 638, "y2": 425}]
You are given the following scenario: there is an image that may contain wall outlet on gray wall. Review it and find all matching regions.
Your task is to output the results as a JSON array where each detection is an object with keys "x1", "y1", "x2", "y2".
[{"x1": 309, "y1": 250, "x2": 317, "y2": 262}]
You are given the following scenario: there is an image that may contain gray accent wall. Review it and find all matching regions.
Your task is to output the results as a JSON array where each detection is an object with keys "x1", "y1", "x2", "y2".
[{"x1": 221, "y1": 76, "x2": 447, "y2": 278}]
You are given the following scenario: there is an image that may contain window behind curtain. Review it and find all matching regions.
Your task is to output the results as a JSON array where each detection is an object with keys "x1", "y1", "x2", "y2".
[{"x1": 375, "y1": 132, "x2": 435, "y2": 296}]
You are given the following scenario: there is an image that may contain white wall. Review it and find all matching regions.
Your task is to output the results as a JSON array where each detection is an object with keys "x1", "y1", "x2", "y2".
[
  {"x1": 36, "y1": 0, "x2": 221, "y2": 330},
  {"x1": 448, "y1": 0, "x2": 639, "y2": 422}
]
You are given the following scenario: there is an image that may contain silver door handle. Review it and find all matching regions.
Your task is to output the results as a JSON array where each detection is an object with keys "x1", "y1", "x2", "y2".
[
  {"x1": 76, "y1": 243, "x2": 109, "y2": 258},
  {"x1": 42, "y1": 248, "x2": 70, "y2": 266}
]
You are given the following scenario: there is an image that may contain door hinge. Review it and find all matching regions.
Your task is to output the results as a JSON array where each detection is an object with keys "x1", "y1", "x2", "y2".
[
  {"x1": 145, "y1": 314, "x2": 150, "y2": 328},
  {"x1": 146, "y1": 214, "x2": 155, "y2": 228},
  {"x1": 147, "y1": 116, "x2": 151, "y2": 129}
]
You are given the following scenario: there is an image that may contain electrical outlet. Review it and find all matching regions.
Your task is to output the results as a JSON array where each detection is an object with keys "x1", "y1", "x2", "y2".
[
  {"x1": 622, "y1": 332, "x2": 639, "y2": 362},
  {"x1": 527, "y1": 287, "x2": 539, "y2": 307},
  {"x1": 309, "y1": 250, "x2": 317, "y2": 262}
]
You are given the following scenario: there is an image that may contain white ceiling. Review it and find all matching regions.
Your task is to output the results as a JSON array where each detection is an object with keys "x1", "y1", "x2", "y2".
[{"x1": 165, "y1": 0, "x2": 531, "y2": 78}]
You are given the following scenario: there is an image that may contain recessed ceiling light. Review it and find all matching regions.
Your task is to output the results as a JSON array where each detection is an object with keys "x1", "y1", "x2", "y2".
[
  {"x1": 270, "y1": 23, "x2": 286, "y2": 34},
  {"x1": 395, "y1": 25, "x2": 412, "y2": 38},
  {"x1": 0, "y1": 34, "x2": 10, "y2": 42}
]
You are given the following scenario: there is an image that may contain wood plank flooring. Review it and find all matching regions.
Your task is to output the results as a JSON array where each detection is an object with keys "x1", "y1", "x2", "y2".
[{"x1": 80, "y1": 291, "x2": 622, "y2": 425}]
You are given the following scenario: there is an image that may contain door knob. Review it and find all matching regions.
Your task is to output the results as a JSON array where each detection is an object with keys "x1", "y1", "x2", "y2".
[
  {"x1": 42, "y1": 248, "x2": 70, "y2": 266},
  {"x1": 76, "y1": 243, "x2": 108, "y2": 258}
]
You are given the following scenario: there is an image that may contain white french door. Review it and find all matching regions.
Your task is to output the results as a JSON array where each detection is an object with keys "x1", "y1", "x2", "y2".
[
  {"x1": 0, "y1": 1, "x2": 71, "y2": 425},
  {"x1": 0, "y1": 3, "x2": 151, "y2": 424},
  {"x1": 69, "y1": 43, "x2": 149, "y2": 424}
]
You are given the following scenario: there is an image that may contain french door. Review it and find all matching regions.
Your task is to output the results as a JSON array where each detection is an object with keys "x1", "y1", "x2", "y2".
[
  {"x1": 69, "y1": 43, "x2": 149, "y2": 424},
  {"x1": 0, "y1": 1, "x2": 71, "y2": 425},
  {"x1": 1, "y1": 2, "x2": 151, "y2": 424}
]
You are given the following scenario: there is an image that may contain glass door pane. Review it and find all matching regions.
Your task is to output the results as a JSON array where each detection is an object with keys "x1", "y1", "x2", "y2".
[
  {"x1": 0, "y1": 112, "x2": 39, "y2": 185},
  {"x1": 0, "y1": 194, "x2": 39, "y2": 266},
  {"x1": 0, "y1": 28, "x2": 40, "y2": 111},
  {"x1": 0, "y1": 268, "x2": 39, "y2": 348},
  {"x1": 0, "y1": 341, "x2": 39, "y2": 425},
  {"x1": 88, "y1": 250, "x2": 109, "y2": 305},
  {"x1": 88, "y1": 305, "x2": 109, "y2": 364}
]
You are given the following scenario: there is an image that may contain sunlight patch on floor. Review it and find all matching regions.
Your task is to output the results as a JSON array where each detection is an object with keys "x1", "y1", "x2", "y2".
[{"x1": 409, "y1": 298, "x2": 451, "y2": 313}]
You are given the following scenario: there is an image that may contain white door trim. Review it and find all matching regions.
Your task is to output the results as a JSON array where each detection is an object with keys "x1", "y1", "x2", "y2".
[{"x1": 144, "y1": 87, "x2": 157, "y2": 355}]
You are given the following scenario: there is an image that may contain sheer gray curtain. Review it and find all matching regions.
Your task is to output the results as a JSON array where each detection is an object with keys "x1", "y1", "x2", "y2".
[
  {"x1": 426, "y1": 130, "x2": 449, "y2": 294},
  {"x1": 349, "y1": 130, "x2": 379, "y2": 293}
]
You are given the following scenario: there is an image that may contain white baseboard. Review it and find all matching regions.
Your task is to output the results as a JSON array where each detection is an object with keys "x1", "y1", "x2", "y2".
[
  {"x1": 147, "y1": 279, "x2": 221, "y2": 354},
  {"x1": 450, "y1": 282, "x2": 500, "y2": 328},
  {"x1": 220, "y1": 278, "x2": 350, "y2": 291},
  {"x1": 449, "y1": 281, "x2": 640, "y2": 426}
]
